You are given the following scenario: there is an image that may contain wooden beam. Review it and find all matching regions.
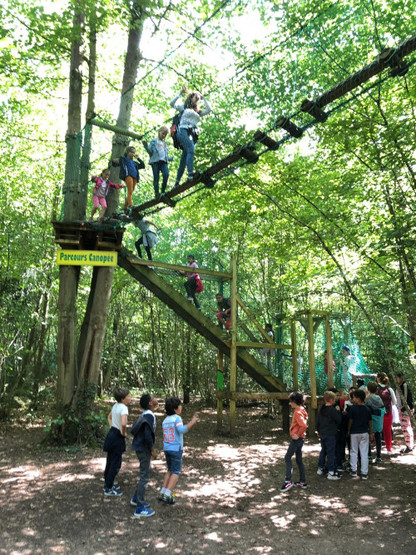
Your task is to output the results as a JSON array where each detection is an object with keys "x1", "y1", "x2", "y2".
[
  {"x1": 126, "y1": 256, "x2": 232, "y2": 279},
  {"x1": 89, "y1": 118, "x2": 143, "y2": 140},
  {"x1": 236, "y1": 295, "x2": 272, "y2": 342},
  {"x1": 229, "y1": 256, "x2": 237, "y2": 432},
  {"x1": 290, "y1": 320, "x2": 299, "y2": 391},
  {"x1": 216, "y1": 391, "x2": 324, "y2": 403},
  {"x1": 307, "y1": 312, "x2": 317, "y2": 410},
  {"x1": 235, "y1": 341, "x2": 292, "y2": 350},
  {"x1": 325, "y1": 314, "x2": 334, "y2": 388},
  {"x1": 217, "y1": 350, "x2": 224, "y2": 430}
]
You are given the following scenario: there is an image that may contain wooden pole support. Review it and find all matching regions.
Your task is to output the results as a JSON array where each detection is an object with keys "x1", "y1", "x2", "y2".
[
  {"x1": 325, "y1": 315, "x2": 334, "y2": 388},
  {"x1": 229, "y1": 255, "x2": 238, "y2": 433}
]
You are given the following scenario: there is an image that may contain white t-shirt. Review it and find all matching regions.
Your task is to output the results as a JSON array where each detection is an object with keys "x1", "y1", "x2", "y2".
[{"x1": 111, "y1": 402, "x2": 128, "y2": 431}]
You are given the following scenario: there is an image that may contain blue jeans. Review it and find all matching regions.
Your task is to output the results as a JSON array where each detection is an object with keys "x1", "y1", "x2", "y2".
[
  {"x1": 151, "y1": 161, "x2": 169, "y2": 195},
  {"x1": 318, "y1": 433, "x2": 337, "y2": 473},
  {"x1": 176, "y1": 127, "x2": 195, "y2": 182},
  {"x1": 134, "y1": 450, "x2": 152, "y2": 506},
  {"x1": 284, "y1": 438, "x2": 305, "y2": 482}
]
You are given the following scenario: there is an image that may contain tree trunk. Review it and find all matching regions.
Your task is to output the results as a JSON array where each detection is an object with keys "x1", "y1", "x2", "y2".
[
  {"x1": 75, "y1": 3, "x2": 146, "y2": 402},
  {"x1": 56, "y1": 3, "x2": 85, "y2": 415},
  {"x1": 107, "y1": 3, "x2": 144, "y2": 214}
]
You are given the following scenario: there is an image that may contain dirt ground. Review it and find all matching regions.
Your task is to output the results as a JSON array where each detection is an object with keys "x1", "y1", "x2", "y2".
[{"x1": 1, "y1": 400, "x2": 416, "y2": 555}]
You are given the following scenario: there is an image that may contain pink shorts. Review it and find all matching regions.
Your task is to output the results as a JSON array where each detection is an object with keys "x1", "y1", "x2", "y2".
[{"x1": 92, "y1": 196, "x2": 107, "y2": 209}]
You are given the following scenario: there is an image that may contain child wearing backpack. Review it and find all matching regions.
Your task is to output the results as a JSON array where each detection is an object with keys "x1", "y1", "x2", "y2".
[
  {"x1": 170, "y1": 86, "x2": 212, "y2": 187},
  {"x1": 376, "y1": 372, "x2": 397, "y2": 453},
  {"x1": 142, "y1": 126, "x2": 173, "y2": 198}
]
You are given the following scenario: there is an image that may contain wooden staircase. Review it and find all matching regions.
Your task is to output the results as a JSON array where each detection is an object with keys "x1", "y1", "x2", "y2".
[{"x1": 118, "y1": 247, "x2": 285, "y2": 393}]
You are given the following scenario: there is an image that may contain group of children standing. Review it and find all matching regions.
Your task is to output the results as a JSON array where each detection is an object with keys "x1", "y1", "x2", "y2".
[
  {"x1": 89, "y1": 87, "x2": 211, "y2": 223},
  {"x1": 102, "y1": 389, "x2": 198, "y2": 518},
  {"x1": 281, "y1": 371, "x2": 414, "y2": 492}
]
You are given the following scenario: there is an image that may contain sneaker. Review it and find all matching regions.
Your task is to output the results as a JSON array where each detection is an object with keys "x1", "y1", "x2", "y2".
[
  {"x1": 350, "y1": 471, "x2": 358, "y2": 478},
  {"x1": 361, "y1": 474, "x2": 368, "y2": 480},
  {"x1": 186, "y1": 297, "x2": 193, "y2": 301},
  {"x1": 133, "y1": 506, "x2": 155, "y2": 518},
  {"x1": 187, "y1": 173, "x2": 194, "y2": 181},
  {"x1": 375, "y1": 457, "x2": 382, "y2": 463},
  {"x1": 327, "y1": 473, "x2": 341, "y2": 481},
  {"x1": 158, "y1": 493, "x2": 167, "y2": 502},
  {"x1": 103, "y1": 484, "x2": 121, "y2": 492},
  {"x1": 336, "y1": 466, "x2": 344, "y2": 473},
  {"x1": 316, "y1": 468, "x2": 324, "y2": 476},
  {"x1": 104, "y1": 486, "x2": 123, "y2": 496},
  {"x1": 280, "y1": 481, "x2": 294, "y2": 492},
  {"x1": 295, "y1": 481, "x2": 308, "y2": 489},
  {"x1": 163, "y1": 495, "x2": 176, "y2": 505},
  {"x1": 400, "y1": 446, "x2": 413, "y2": 454},
  {"x1": 130, "y1": 496, "x2": 149, "y2": 507}
]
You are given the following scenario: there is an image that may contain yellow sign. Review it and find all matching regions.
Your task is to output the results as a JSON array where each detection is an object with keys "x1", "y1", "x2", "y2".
[{"x1": 57, "y1": 250, "x2": 117, "y2": 267}]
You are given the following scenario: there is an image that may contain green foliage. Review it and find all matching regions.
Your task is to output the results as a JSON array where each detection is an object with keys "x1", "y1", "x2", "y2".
[
  {"x1": 1, "y1": 0, "x2": 416, "y2": 423},
  {"x1": 45, "y1": 383, "x2": 107, "y2": 446}
]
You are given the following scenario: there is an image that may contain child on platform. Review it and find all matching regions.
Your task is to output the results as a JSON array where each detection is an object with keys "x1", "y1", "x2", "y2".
[
  {"x1": 280, "y1": 392, "x2": 308, "y2": 492},
  {"x1": 103, "y1": 387, "x2": 131, "y2": 496},
  {"x1": 142, "y1": 126, "x2": 173, "y2": 198},
  {"x1": 316, "y1": 391, "x2": 342, "y2": 480},
  {"x1": 89, "y1": 169, "x2": 125, "y2": 221},
  {"x1": 159, "y1": 397, "x2": 198, "y2": 504},
  {"x1": 347, "y1": 389, "x2": 373, "y2": 479},
  {"x1": 112, "y1": 146, "x2": 145, "y2": 210}
]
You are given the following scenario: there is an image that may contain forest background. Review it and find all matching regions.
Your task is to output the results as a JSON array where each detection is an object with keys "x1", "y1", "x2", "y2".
[{"x1": 1, "y1": 0, "x2": 416, "y2": 440}]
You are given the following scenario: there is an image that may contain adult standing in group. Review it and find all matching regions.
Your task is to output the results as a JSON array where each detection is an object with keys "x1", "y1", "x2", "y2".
[
  {"x1": 170, "y1": 86, "x2": 212, "y2": 186},
  {"x1": 395, "y1": 372, "x2": 414, "y2": 454},
  {"x1": 183, "y1": 254, "x2": 202, "y2": 310},
  {"x1": 376, "y1": 372, "x2": 397, "y2": 453},
  {"x1": 339, "y1": 345, "x2": 356, "y2": 389}
]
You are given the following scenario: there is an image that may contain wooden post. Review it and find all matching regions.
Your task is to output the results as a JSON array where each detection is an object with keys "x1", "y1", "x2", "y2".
[
  {"x1": 217, "y1": 350, "x2": 224, "y2": 430},
  {"x1": 229, "y1": 255, "x2": 237, "y2": 433},
  {"x1": 290, "y1": 320, "x2": 298, "y2": 391},
  {"x1": 307, "y1": 312, "x2": 318, "y2": 433},
  {"x1": 325, "y1": 314, "x2": 334, "y2": 388},
  {"x1": 281, "y1": 399, "x2": 290, "y2": 433}
]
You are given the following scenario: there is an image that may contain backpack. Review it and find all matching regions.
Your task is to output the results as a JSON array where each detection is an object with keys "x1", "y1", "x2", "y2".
[
  {"x1": 377, "y1": 386, "x2": 392, "y2": 414},
  {"x1": 195, "y1": 275, "x2": 203, "y2": 293},
  {"x1": 170, "y1": 112, "x2": 183, "y2": 150}
]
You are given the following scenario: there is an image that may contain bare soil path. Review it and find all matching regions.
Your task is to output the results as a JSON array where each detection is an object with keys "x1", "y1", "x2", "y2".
[{"x1": 1, "y1": 402, "x2": 415, "y2": 554}]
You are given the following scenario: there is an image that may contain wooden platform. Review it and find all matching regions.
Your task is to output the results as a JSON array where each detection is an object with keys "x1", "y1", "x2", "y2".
[{"x1": 52, "y1": 220, "x2": 125, "y2": 251}]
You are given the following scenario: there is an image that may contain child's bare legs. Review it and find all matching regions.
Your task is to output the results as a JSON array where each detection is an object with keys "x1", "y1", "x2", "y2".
[
  {"x1": 98, "y1": 205, "x2": 107, "y2": 220},
  {"x1": 163, "y1": 471, "x2": 179, "y2": 493}
]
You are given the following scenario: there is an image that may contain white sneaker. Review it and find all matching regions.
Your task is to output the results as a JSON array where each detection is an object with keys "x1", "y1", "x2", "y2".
[
  {"x1": 317, "y1": 468, "x2": 324, "y2": 475},
  {"x1": 187, "y1": 297, "x2": 193, "y2": 301},
  {"x1": 327, "y1": 473, "x2": 341, "y2": 480}
]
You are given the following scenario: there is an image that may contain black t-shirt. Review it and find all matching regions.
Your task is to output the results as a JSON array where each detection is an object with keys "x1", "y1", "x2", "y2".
[{"x1": 348, "y1": 404, "x2": 372, "y2": 434}]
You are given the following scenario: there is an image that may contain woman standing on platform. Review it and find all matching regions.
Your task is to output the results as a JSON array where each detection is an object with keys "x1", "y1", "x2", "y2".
[{"x1": 170, "y1": 86, "x2": 212, "y2": 187}]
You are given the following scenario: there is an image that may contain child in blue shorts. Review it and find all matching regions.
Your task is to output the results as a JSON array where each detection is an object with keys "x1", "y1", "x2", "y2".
[{"x1": 159, "y1": 397, "x2": 198, "y2": 504}]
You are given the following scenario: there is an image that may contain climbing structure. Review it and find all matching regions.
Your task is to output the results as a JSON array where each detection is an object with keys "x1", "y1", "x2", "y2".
[{"x1": 118, "y1": 247, "x2": 286, "y2": 393}]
